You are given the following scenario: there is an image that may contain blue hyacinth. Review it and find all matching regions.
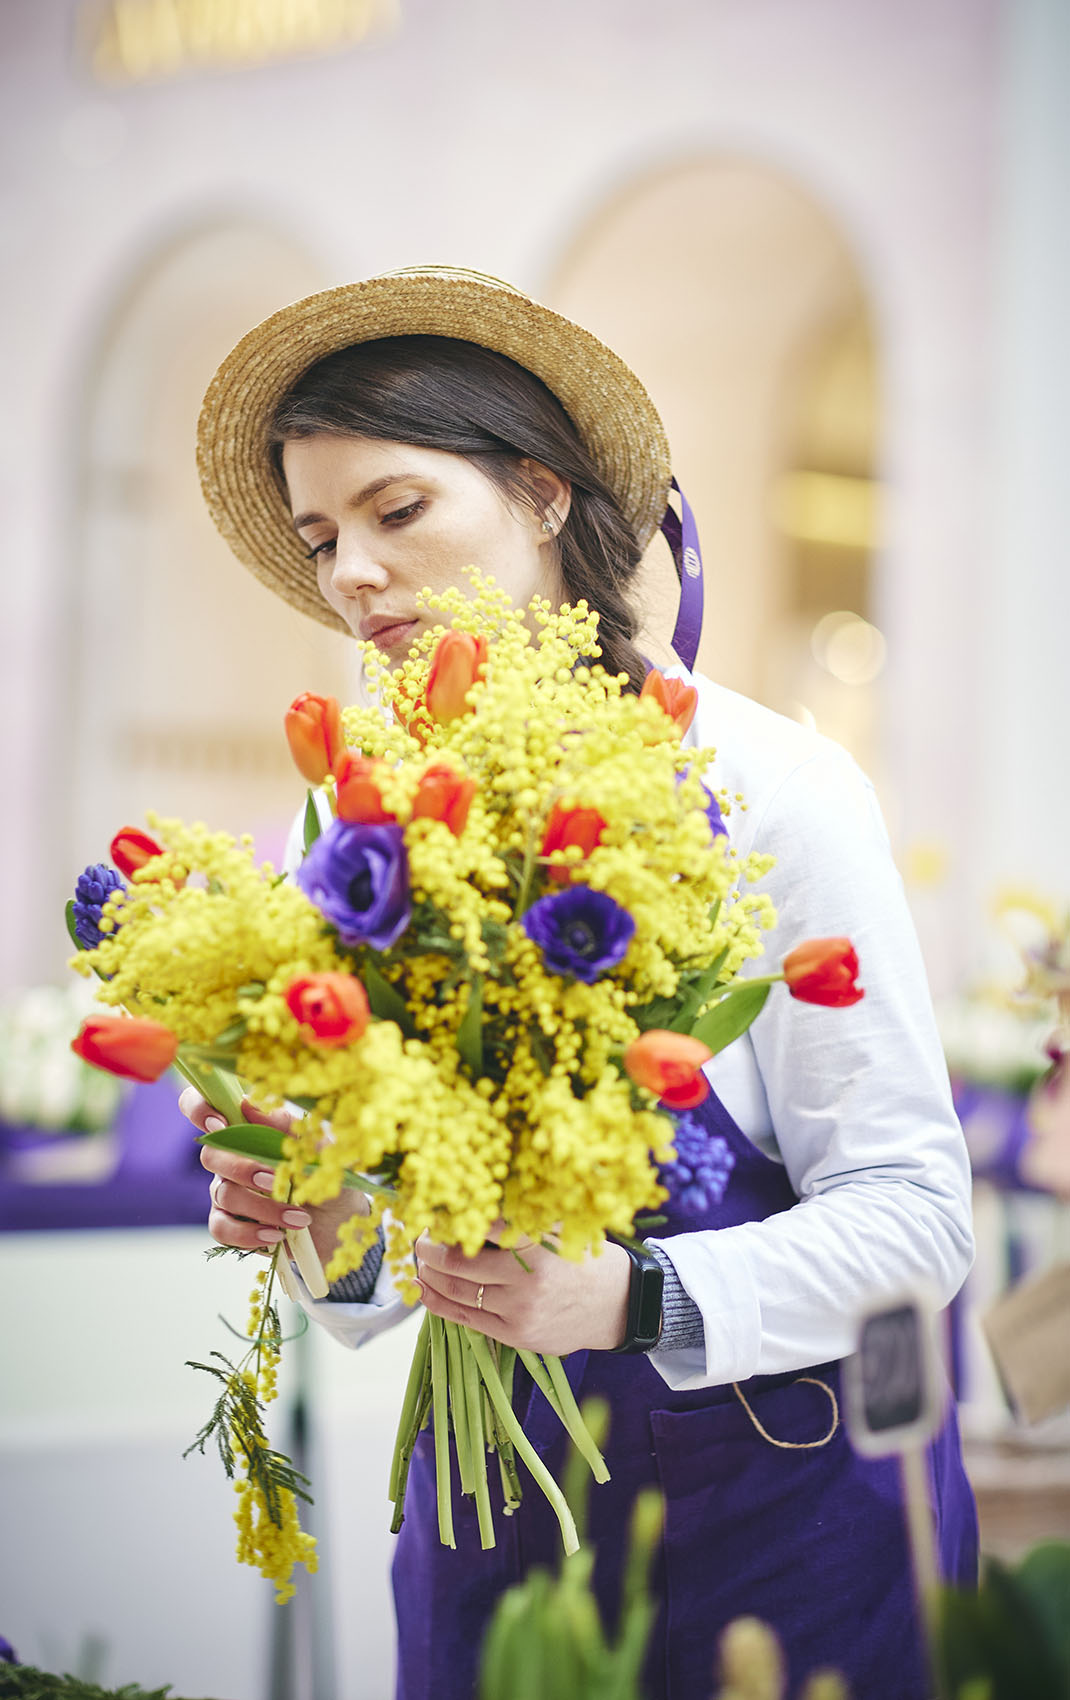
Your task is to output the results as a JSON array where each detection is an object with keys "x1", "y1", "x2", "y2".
[
  {"x1": 659, "y1": 1113, "x2": 736, "y2": 1215},
  {"x1": 71, "y1": 863, "x2": 126, "y2": 950}
]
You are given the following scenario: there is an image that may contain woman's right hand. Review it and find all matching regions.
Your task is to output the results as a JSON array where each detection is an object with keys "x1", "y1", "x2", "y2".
[{"x1": 179, "y1": 1089, "x2": 370, "y2": 1269}]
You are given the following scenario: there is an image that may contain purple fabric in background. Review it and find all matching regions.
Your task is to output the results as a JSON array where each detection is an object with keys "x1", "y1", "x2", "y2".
[{"x1": 0, "y1": 1075, "x2": 208, "y2": 1233}]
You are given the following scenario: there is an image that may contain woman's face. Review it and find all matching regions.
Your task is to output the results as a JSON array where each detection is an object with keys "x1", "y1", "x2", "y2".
[{"x1": 282, "y1": 434, "x2": 569, "y2": 662}]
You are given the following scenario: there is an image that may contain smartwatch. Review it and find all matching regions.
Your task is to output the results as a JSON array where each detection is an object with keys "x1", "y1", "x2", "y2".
[{"x1": 610, "y1": 1241, "x2": 665, "y2": 1354}]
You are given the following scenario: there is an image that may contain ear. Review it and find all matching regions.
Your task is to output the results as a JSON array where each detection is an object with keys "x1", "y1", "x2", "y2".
[{"x1": 520, "y1": 459, "x2": 572, "y2": 540}]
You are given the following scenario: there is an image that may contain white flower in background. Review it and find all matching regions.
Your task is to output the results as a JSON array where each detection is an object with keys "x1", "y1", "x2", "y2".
[{"x1": 0, "y1": 980, "x2": 123, "y2": 1134}]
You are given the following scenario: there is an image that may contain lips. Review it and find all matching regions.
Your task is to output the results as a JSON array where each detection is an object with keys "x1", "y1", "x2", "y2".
[{"x1": 359, "y1": 614, "x2": 419, "y2": 652}]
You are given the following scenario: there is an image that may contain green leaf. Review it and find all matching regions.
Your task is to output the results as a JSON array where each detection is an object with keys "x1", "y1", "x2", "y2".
[
  {"x1": 208, "y1": 1018, "x2": 248, "y2": 1049},
  {"x1": 630, "y1": 996, "x2": 682, "y2": 1032},
  {"x1": 363, "y1": 960, "x2": 413, "y2": 1032},
  {"x1": 690, "y1": 979, "x2": 771, "y2": 1054},
  {"x1": 65, "y1": 898, "x2": 85, "y2": 951},
  {"x1": 302, "y1": 788, "x2": 322, "y2": 855},
  {"x1": 456, "y1": 976, "x2": 484, "y2": 1076},
  {"x1": 196, "y1": 1123, "x2": 287, "y2": 1165},
  {"x1": 1016, "y1": 1543, "x2": 1070, "y2": 1682},
  {"x1": 670, "y1": 949, "x2": 730, "y2": 1031}
]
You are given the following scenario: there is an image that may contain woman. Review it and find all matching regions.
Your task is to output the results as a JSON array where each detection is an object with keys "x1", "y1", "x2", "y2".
[{"x1": 190, "y1": 266, "x2": 977, "y2": 1699}]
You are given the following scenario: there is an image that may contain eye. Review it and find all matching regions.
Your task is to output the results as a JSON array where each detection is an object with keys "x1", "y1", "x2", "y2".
[
  {"x1": 304, "y1": 538, "x2": 336, "y2": 560},
  {"x1": 382, "y1": 499, "x2": 425, "y2": 526}
]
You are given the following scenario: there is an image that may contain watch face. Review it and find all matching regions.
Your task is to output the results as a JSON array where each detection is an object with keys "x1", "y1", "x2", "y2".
[{"x1": 634, "y1": 1256, "x2": 665, "y2": 1348}]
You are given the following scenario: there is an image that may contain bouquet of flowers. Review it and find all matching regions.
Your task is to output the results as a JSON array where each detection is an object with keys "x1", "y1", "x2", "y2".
[{"x1": 68, "y1": 576, "x2": 863, "y2": 1601}]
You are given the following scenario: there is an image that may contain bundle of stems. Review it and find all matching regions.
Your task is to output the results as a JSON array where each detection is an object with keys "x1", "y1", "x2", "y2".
[{"x1": 389, "y1": 1315, "x2": 610, "y2": 1554}]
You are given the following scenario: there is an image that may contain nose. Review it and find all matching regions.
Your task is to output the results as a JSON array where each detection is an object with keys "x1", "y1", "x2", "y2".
[{"x1": 327, "y1": 533, "x2": 390, "y2": 599}]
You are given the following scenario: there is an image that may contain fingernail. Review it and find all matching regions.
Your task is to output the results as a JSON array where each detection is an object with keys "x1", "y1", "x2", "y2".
[
  {"x1": 204, "y1": 1115, "x2": 226, "y2": 1134},
  {"x1": 282, "y1": 1210, "x2": 311, "y2": 1229},
  {"x1": 257, "y1": 1228, "x2": 285, "y2": 1245},
  {"x1": 252, "y1": 1172, "x2": 275, "y2": 1191}
]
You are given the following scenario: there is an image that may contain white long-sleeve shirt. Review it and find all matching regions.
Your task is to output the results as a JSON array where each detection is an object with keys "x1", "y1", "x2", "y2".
[{"x1": 292, "y1": 672, "x2": 974, "y2": 1389}]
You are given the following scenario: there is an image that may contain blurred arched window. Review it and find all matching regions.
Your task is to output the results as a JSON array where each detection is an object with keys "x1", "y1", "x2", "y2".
[
  {"x1": 69, "y1": 220, "x2": 354, "y2": 884},
  {"x1": 546, "y1": 156, "x2": 882, "y2": 777}
]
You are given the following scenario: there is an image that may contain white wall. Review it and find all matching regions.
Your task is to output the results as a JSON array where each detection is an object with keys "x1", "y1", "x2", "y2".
[{"x1": 977, "y1": 0, "x2": 1070, "y2": 933}]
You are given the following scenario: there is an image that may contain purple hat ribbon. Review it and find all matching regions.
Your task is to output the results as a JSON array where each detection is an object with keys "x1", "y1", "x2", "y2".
[{"x1": 659, "y1": 476, "x2": 705, "y2": 674}]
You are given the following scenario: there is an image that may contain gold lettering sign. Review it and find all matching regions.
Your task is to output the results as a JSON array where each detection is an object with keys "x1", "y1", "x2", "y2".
[{"x1": 81, "y1": 0, "x2": 400, "y2": 84}]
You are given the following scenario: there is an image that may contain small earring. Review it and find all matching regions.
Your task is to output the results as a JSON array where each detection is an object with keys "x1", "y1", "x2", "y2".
[{"x1": 542, "y1": 517, "x2": 555, "y2": 534}]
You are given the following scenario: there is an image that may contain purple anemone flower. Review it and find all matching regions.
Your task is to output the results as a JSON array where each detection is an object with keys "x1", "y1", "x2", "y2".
[
  {"x1": 675, "y1": 770, "x2": 727, "y2": 841},
  {"x1": 0, "y1": 1633, "x2": 17, "y2": 1663},
  {"x1": 522, "y1": 887, "x2": 635, "y2": 984},
  {"x1": 72, "y1": 863, "x2": 126, "y2": 949},
  {"x1": 297, "y1": 821, "x2": 411, "y2": 951},
  {"x1": 659, "y1": 1114, "x2": 736, "y2": 1215},
  {"x1": 700, "y1": 783, "x2": 727, "y2": 840}
]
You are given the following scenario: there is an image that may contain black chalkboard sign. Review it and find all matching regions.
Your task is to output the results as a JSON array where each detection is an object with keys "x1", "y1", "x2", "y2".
[
  {"x1": 845, "y1": 1294, "x2": 942, "y2": 1457},
  {"x1": 859, "y1": 1304, "x2": 925, "y2": 1431}
]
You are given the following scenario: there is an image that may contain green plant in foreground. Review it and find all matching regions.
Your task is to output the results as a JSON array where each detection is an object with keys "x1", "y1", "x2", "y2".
[
  {"x1": 937, "y1": 1540, "x2": 1070, "y2": 1700},
  {"x1": 478, "y1": 1399, "x2": 661, "y2": 1700},
  {"x1": 0, "y1": 1668, "x2": 205, "y2": 1700}
]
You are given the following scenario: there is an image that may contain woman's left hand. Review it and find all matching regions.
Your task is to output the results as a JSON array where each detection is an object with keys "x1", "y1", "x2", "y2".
[{"x1": 414, "y1": 1225, "x2": 632, "y2": 1355}]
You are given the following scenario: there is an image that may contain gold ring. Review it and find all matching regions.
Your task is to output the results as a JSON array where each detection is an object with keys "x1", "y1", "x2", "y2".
[{"x1": 475, "y1": 1283, "x2": 485, "y2": 1311}]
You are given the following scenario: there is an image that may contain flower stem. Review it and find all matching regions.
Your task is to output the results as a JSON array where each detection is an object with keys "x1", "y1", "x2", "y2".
[
  {"x1": 445, "y1": 1320, "x2": 475, "y2": 1496},
  {"x1": 511, "y1": 818, "x2": 539, "y2": 920},
  {"x1": 429, "y1": 1314, "x2": 456, "y2": 1548},
  {"x1": 492, "y1": 1346, "x2": 522, "y2": 1512},
  {"x1": 389, "y1": 1311, "x2": 432, "y2": 1509},
  {"x1": 518, "y1": 1350, "x2": 610, "y2": 1486},
  {"x1": 468, "y1": 1332, "x2": 578, "y2": 1556},
  {"x1": 460, "y1": 1329, "x2": 495, "y2": 1549},
  {"x1": 543, "y1": 1355, "x2": 611, "y2": 1484}
]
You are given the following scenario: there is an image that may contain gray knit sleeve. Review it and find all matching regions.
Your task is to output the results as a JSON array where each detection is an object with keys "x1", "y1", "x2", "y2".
[
  {"x1": 644, "y1": 1241, "x2": 705, "y2": 1352},
  {"x1": 324, "y1": 1228, "x2": 385, "y2": 1304}
]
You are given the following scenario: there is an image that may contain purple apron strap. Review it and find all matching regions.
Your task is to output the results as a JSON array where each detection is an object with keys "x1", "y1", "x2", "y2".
[{"x1": 659, "y1": 476, "x2": 705, "y2": 674}]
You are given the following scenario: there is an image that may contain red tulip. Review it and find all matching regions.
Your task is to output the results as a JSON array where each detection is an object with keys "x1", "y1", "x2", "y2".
[
  {"x1": 623, "y1": 1030, "x2": 712, "y2": 1109},
  {"x1": 424, "y1": 632, "x2": 487, "y2": 723},
  {"x1": 411, "y1": 763, "x2": 477, "y2": 836},
  {"x1": 285, "y1": 693, "x2": 346, "y2": 784},
  {"x1": 541, "y1": 803, "x2": 607, "y2": 884},
  {"x1": 639, "y1": 669, "x2": 698, "y2": 735},
  {"x1": 71, "y1": 1014, "x2": 178, "y2": 1082},
  {"x1": 110, "y1": 827, "x2": 166, "y2": 880},
  {"x1": 782, "y1": 938, "x2": 864, "y2": 1008},
  {"x1": 335, "y1": 752, "x2": 395, "y2": 825},
  {"x1": 285, "y1": 973, "x2": 370, "y2": 1047}
]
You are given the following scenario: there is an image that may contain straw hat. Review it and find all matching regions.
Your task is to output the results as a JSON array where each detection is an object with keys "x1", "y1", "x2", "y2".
[{"x1": 197, "y1": 265, "x2": 672, "y2": 632}]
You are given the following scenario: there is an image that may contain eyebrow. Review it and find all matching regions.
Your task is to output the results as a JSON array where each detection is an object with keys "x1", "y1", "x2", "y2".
[{"x1": 291, "y1": 473, "x2": 421, "y2": 532}]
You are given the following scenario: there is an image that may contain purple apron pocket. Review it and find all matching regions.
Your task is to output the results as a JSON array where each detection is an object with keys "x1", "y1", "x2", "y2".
[{"x1": 650, "y1": 1381, "x2": 931, "y2": 1700}]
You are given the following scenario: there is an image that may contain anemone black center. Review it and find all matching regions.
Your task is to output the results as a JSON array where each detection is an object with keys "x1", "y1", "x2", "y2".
[
  {"x1": 347, "y1": 868, "x2": 375, "y2": 912},
  {"x1": 564, "y1": 921, "x2": 596, "y2": 956}
]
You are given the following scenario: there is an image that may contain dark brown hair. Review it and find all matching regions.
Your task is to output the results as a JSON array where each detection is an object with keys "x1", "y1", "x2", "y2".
[{"x1": 267, "y1": 335, "x2": 648, "y2": 686}]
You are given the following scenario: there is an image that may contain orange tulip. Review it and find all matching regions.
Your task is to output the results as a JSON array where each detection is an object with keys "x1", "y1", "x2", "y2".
[
  {"x1": 285, "y1": 973, "x2": 370, "y2": 1047},
  {"x1": 411, "y1": 763, "x2": 477, "y2": 836},
  {"x1": 540, "y1": 802, "x2": 607, "y2": 884},
  {"x1": 623, "y1": 1029, "x2": 712, "y2": 1109},
  {"x1": 110, "y1": 826, "x2": 166, "y2": 880},
  {"x1": 639, "y1": 669, "x2": 698, "y2": 736},
  {"x1": 424, "y1": 632, "x2": 487, "y2": 723},
  {"x1": 335, "y1": 752, "x2": 395, "y2": 825},
  {"x1": 71, "y1": 1014, "x2": 178, "y2": 1082},
  {"x1": 285, "y1": 693, "x2": 346, "y2": 784},
  {"x1": 783, "y1": 939, "x2": 864, "y2": 1008}
]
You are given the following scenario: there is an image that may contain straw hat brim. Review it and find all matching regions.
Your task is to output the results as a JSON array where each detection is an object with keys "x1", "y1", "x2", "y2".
[{"x1": 196, "y1": 267, "x2": 672, "y2": 633}]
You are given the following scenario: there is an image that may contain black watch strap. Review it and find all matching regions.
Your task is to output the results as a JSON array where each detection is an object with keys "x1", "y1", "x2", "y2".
[{"x1": 610, "y1": 1241, "x2": 665, "y2": 1354}]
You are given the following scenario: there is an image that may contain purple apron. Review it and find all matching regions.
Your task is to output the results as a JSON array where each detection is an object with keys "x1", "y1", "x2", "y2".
[{"x1": 392, "y1": 1088, "x2": 978, "y2": 1699}]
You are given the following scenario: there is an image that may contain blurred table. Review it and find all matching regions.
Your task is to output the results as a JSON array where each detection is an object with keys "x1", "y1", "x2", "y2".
[{"x1": 0, "y1": 1076, "x2": 209, "y2": 1233}]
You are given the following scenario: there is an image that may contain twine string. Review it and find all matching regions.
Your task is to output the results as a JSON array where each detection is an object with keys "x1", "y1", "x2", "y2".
[{"x1": 731, "y1": 1375, "x2": 840, "y2": 1450}]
